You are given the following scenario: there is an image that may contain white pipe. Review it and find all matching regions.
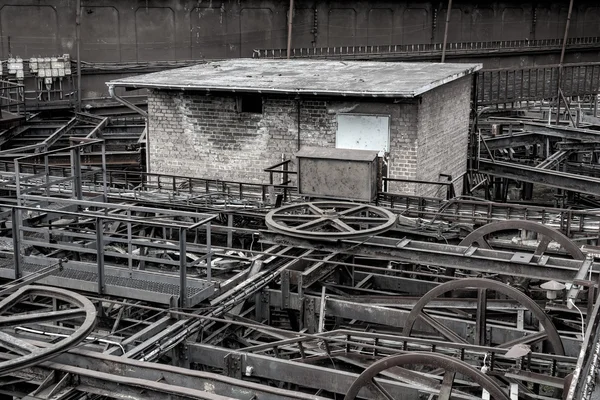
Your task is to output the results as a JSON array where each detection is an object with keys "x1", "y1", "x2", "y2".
[{"x1": 14, "y1": 326, "x2": 125, "y2": 355}]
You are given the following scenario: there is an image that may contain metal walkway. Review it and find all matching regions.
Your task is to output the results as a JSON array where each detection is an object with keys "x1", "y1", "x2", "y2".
[{"x1": 0, "y1": 255, "x2": 215, "y2": 306}]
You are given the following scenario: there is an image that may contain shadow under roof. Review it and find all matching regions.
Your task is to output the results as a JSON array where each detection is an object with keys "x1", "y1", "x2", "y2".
[{"x1": 107, "y1": 59, "x2": 482, "y2": 98}]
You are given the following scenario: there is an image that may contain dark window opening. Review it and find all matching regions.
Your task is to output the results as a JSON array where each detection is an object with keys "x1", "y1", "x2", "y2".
[{"x1": 238, "y1": 94, "x2": 263, "y2": 114}]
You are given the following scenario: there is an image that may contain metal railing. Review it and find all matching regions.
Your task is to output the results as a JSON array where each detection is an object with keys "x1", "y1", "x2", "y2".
[
  {"x1": 8, "y1": 202, "x2": 216, "y2": 307},
  {"x1": 254, "y1": 36, "x2": 600, "y2": 59},
  {"x1": 382, "y1": 175, "x2": 456, "y2": 200},
  {"x1": 0, "y1": 80, "x2": 25, "y2": 116}
]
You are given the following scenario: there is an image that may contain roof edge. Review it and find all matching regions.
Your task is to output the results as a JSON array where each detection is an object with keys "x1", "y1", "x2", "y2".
[
  {"x1": 105, "y1": 81, "x2": 418, "y2": 98},
  {"x1": 412, "y1": 64, "x2": 483, "y2": 97}
]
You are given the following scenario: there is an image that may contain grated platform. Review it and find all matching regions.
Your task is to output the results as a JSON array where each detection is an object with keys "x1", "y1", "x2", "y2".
[{"x1": 0, "y1": 255, "x2": 214, "y2": 306}]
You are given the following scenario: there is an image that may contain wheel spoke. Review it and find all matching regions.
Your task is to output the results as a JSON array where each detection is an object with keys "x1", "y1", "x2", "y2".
[
  {"x1": 0, "y1": 331, "x2": 39, "y2": 355},
  {"x1": 438, "y1": 371, "x2": 456, "y2": 400},
  {"x1": 420, "y1": 312, "x2": 469, "y2": 344},
  {"x1": 497, "y1": 331, "x2": 547, "y2": 349},
  {"x1": 307, "y1": 203, "x2": 326, "y2": 215},
  {"x1": 339, "y1": 205, "x2": 368, "y2": 216},
  {"x1": 475, "y1": 288, "x2": 487, "y2": 346},
  {"x1": 294, "y1": 217, "x2": 328, "y2": 231},
  {"x1": 273, "y1": 215, "x2": 327, "y2": 222},
  {"x1": 0, "y1": 309, "x2": 86, "y2": 328},
  {"x1": 534, "y1": 235, "x2": 552, "y2": 256},
  {"x1": 370, "y1": 378, "x2": 395, "y2": 400},
  {"x1": 338, "y1": 217, "x2": 390, "y2": 223},
  {"x1": 331, "y1": 218, "x2": 356, "y2": 232}
]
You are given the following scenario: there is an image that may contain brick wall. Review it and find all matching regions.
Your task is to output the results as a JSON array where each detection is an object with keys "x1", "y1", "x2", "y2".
[
  {"x1": 147, "y1": 90, "x2": 420, "y2": 186},
  {"x1": 415, "y1": 76, "x2": 473, "y2": 198}
]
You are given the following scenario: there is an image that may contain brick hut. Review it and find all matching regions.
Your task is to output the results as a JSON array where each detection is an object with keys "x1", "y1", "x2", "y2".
[{"x1": 108, "y1": 60, "x2": 481, "y2": 197}]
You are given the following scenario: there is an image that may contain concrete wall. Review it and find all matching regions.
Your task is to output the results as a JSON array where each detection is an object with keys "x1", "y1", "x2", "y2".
[
  {"x1": 416, "y1": 76, "x2": 472, "y2": 198},
  {"x1": 148, "y1": 90, "x2": 423, "y2": 188}
]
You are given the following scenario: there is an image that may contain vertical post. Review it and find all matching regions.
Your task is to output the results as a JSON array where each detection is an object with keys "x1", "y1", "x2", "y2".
[
  {"x1": 206, "y1": 222, "x2": 212, "y2": 282},
  {"x1": 227, "y1": 213, "x2": 233, "y2": 248},
  {"x1": 12, "y1": 208, "x2": 21, "y2": 279},
  {"x1": 44, "y1": 154, "x2": 50, "y2": 197},
  {"x1": 71, "y1": 147, "x2": 82, "y2": 200},
  {"x1": 101, "y1": 141, "x2": 108, "y2": 202},
  {"x1": 96, "y1": 217, "x2": 105, "y2": 294},
  {"x1": 127, "y1": 217, "x2": 132, "y2": 274},
  {"x1": 441, "y1": 0, "x2": 453, "y2": 63},
  {"x1": 318, "y1": 286, "x2": 327, "y2": 333},
  {"x1": 286, "y1": 0, "x2": 295, "y2": 59},
  {"x1": 14, "y1": 159, "x2": 21, "y2": 206},
  {"x1": 556, "y1": 0, "x2": 574, "y2": 124},
  {"x1": 75, "y1": 0, "x2": 82, "y2": 112},
  {"x1": 179, "y1": 227, "x2": 187, "y2": 308},
  {"x1": 475, "y1": 288, "x2": 488, "y2": 345}
]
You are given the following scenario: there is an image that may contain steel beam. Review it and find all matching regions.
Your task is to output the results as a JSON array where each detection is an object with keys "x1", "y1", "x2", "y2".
[
  {"x1": 186, "y1": 343, "x2": 421, "y2": 398},
  {"x1": 478, "y1": 158, "x2": 600, "y2": 196},
  {"x1": 261, "y1": 232, "x2": 595, "y2": 283},
  {"x1": 524, "y1": 122, "x2": 600, "y2": 142},
  {"x1": 483, "y1": 132, "x2": 545, "y2": 150},
  {"x1": 2, "y1": 347, "x2": 329, "y2": 400}
]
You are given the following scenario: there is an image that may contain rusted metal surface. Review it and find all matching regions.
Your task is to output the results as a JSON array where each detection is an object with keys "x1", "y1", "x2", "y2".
[
  {"x1": 266, "y1": 202, "x2": 397, "y2": 239},
  {"x1": 0, "y1": 285, "x2": 96, "y2": 376},
  {"x1": 296, "y1": 148, "x2": 379, "y2": 201},
  {"x1": 459, "y1": 220, "x2": 586, "y2": 260},
  {"x1": 402, "y1": 278, "x2": 565, "y2": 356},
  {"x1": 343, "y1": 353, "x2": 511, "y2": 400}
]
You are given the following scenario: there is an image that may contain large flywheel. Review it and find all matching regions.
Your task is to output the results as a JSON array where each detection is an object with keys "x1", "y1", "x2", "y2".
[
  {"x1": 0, "y1": 285, "x2": 97, "y2": 376},
  {"x1": 265, "y1": 202, "x2": 397, "y2": 239}
]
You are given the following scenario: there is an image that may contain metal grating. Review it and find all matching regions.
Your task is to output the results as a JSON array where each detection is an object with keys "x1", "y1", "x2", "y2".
[{"x1": 0, "y1": 256, "x2": 204, "y2": 297}]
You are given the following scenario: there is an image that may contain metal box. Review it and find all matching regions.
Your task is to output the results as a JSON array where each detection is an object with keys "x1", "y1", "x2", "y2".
[{"x1": 295, "y1": 147, "x2": 378, "y2": 201}]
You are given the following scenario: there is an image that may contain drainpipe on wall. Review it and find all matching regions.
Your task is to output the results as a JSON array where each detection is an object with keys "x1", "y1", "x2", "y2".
[
  {"x1": 108, "y1": 85, "x2": 148, "y2": 118},
  {"x1": 108, "y1": 85, "x2": 150, "y2": 173},
  {"x1": 286, "y1": 0, "x2": 295, "y2": 59},
  {"x1": 441, "y1": 0, "x2": 453, "y2": 63}
]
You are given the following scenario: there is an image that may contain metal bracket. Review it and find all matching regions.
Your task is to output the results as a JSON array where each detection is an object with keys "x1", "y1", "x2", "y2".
[{"x1": 224, "y1": 353, "x2": 243, "y2": 379}]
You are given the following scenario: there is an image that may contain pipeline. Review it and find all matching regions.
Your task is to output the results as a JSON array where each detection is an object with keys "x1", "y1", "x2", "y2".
[{"x1": 107, "y1": 85, "x2": 148, "y2": 119}]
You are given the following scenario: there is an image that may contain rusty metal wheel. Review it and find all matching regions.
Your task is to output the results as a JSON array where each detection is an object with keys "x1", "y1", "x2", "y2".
[
  {"x1": 459, "y1": 220, "x2": 584, "y2": 260},
  {"x1": 344, "y1": 352, "x2": 510, "y2": 400},
  {"x1": 265, "y1": 202, "x2": 396, "y2": 239},
  {"x1": 0, "y1": 285, "x2": 97, "y2": 376},
  {"x1": 402, "y1": 278, "x2": 564, "y2": 355}
]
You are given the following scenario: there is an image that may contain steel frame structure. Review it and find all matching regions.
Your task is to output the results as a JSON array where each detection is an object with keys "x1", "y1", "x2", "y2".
[{"x1": 0, "y1": 104, "x2": 599, "y2": 399}]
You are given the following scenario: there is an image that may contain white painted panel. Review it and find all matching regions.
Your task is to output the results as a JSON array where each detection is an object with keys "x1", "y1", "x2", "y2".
[{"x1": 336, "y1": 114, "x2": 390, "y2": 156}]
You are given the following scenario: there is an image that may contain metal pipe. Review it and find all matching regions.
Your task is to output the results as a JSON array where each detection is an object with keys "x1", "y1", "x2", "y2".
[
  {"x1": 107, "y1": 85, "x2": 148, "y2": 118},
  {"x1": 14, "y1": 326, "x2": 125, "y2": 355},
  {"x1": 441, "y1": 0, "x2": 453, "y2": 63},
  {"x1": 286, "y1": 0, "x2": 295, "y2": 59},
  {"x1": 76, "y1": 0, "x2": 82, "y2": 112},
  {"x1": 556, "y1": 0, "x2": 575, "y2": 124}
]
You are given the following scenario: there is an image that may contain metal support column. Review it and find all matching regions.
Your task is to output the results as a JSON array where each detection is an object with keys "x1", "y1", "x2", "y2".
[
  {"x1": 179, "y1": 227, "x2": 187, "y2": 308},
  {"x1": 441, "y1": 0, "x2": 453, "y2": 63},
  {"x1": 206, "y1": 222, "x2": 212, "y2": 282},
  {"x1": 11, "y1": 208, "x2": 21, "y2": 279},
  {"x1": 71, "y1": 147, "x2": 82, "y2": 201},
  {"x1": 96, "y1": 217, "x2": 105, "y2": 294},
  {"x1": 102, "y1": 141, "x2": 108, "y2": 202},
  {"x1": 556, "y1": 0, "x2": 575, "y2": 124},
  {"x1": 14, "y1": 159, "x2": 21, "y2": 206},
  {"x1": 286, "y1": 0, "x2": 295, "y2": 59},
  {"x1": 76, "y1": 0, "x2": 82, "y2": 112}
]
